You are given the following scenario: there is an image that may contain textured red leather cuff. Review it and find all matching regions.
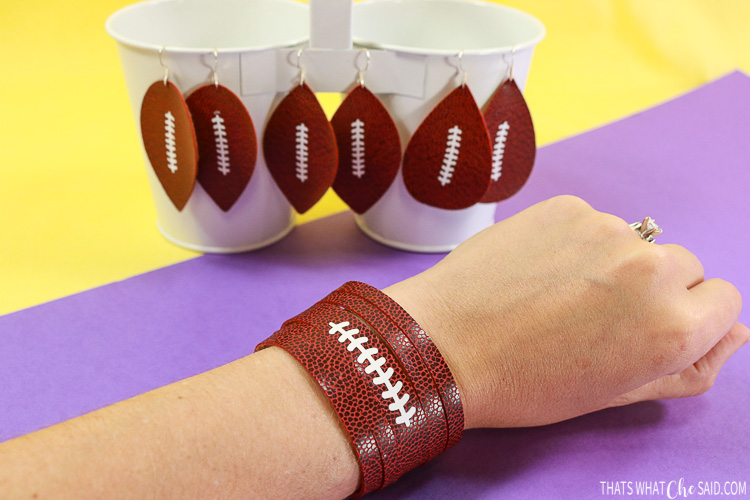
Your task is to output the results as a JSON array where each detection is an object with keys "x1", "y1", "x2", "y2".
[
  {"x1": 256, "y1": 281, "x2": 463, "y2": 497},
  {"x1": 339, "y1": 281, "x2": 465, "y2": 448}
]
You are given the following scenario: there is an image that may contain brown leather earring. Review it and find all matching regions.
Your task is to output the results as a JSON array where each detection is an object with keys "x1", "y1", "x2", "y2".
[{"x1": 140, "y1": 46, "x2": 198, "y2": 212}]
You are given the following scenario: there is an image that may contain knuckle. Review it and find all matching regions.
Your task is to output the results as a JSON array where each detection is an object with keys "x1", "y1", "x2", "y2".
[
  {"x1": 592, "y1": 211, "x2": 634, "y2": 240},
  {"x1": 645, "y1": 304, "x2": 701, "y2": 372},
  {"x1": 543, "y1": 195, "x2": 592, "y2": 216},
  {"x1": 569, "y1": 209, "x2": 631, "y2": 249},
  {"x1": 634, "y1": 244, "x2": 679, "y2": 283},
  {"x1": 665, "y1": 243, "x2": 702, "y2": 265},
  {"x1": 661, "y1": 301, "x2": 700, "y2": 341},
  {"x1": 717, "y1": 278, "x2": 742, "y2": 312},
  {"x1": 622, "y1": 245, "x2": 666, "y2": 282}
]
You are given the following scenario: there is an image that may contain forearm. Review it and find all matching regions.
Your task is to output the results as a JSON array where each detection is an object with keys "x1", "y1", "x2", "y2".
[
  {"x1": 0, "y1": 347, "x2": 359, "y2": 499},
  {"x1": 0, "y1": 278, "x2": 464, "y2": 500},
  {"x1": 1, "y1": 196, "x2": 745, "y2": 498}
]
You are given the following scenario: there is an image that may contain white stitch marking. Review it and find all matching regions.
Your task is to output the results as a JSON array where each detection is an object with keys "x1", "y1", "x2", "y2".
[
  {"x1": 351, "y1": 119, "x2": 365, "y2": 178},
  {"x1": 491, "y1": 121, "x2": 510, "y2": 182},
  {"x1": 437, "y1": 125, "x2": 462, "y2": 186},
  {"x1": 212, "y1": 111, "x2": 230, "y2": 176},
  {"x1": 295, "y1": 123, "x2": 309, "y2": 183},
  {"x1": 329, "y1": 321, "x2": 416, "y2": 427},
  {"x1": 164, "y1": 111, "x2": 178, "y2": 173}
]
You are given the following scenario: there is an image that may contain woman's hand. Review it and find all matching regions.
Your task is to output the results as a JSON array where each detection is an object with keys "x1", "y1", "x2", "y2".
[{"x1": 385, "y1": 195, "x2": 748, "y2": 429}]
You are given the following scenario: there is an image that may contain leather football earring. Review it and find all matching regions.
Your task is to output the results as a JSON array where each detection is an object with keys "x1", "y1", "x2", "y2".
[
  {"x1": 401, "y1": 51, "x2": 492, "y2": 210},
  {"x1": 480, "y1": 46, "x2": 537, "y2": 203},
  {"x1": 186, "y1": 48, "x2": 258, "y2": 212},
  {"x1": 263, "y1": 47, "x2": 338, "y2": 214},
  {"x1": 330, "y1": 49, "x2": 401, "y2": 214},
  {"x1": 140, "y1": 46, "x2": 198, "y2": 211}
]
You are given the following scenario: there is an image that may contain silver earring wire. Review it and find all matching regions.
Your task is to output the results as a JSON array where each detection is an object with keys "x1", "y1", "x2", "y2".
[
  {"x1": 457, "y1": 50, "x2": 467, "y2": 87},
  {"x1": 357, "y1": 48, "x2": 371, "y2": 87},
  {"x1": 212, "y1": 48, "x2": 219, "y2": 87},
  {"x1": 159, "y1": 46, "x2": 169, "y2": 85},
  {"x1": 504, "y1": 45, "x2": 517, "y2": 81},
  {"x1": 296, "y1": 47, "x2": 306, "y2": 86}
]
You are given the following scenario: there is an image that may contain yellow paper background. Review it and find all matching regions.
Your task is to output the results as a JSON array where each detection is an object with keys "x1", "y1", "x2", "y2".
[{"x1": 1, "y1": 0, "x2": 748, "y2": 315}]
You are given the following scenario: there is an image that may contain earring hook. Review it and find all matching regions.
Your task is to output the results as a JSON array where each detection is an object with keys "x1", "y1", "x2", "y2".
[
  {"x1": 504, "y1": 45, "x2": 516, "y2": 81},
  {"x1": 357, "y1": 48, "x2": 371, "y2": 87},
  {"x1": 159, "y1": 46, "x2": 169, "y2": 85},
  {"x1": 296, "y1": 46, "x2": 306, "y2": 86},
  {"x1": 457, "y1": 50, "x2": 467, "y2": 87},
  {"x1": 212, "y1": 47, "x2": 219, "y2": 87}
]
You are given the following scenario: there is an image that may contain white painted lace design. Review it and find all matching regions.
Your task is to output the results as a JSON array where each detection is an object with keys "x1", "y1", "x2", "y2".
[
  {"x1": 295, "y1": 123, "x2": 309, "y2": 182},
  {"x1": 437, "y1": 125, "x2": 462, "y2": 186},
  {"x1": 351, "y1": 119, "x2": 365, "y2": 178},
  {"x1": 164, "y1": 111, "x2": 178, "y2": 173},
  {"x1": 491, "y1": 121, "x2": 510, "y2": 182},
  {"x1": 328, "y1": 321, "x2": 416, "y2": 426},
  {"x1": 212, "y1": 111, "x2": 230, "y2": 176}
]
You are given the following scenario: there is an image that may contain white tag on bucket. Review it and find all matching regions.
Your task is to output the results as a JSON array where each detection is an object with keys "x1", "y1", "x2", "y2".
[{"x1": 240, "y1": 49, "x2": 427, "y2": 97}]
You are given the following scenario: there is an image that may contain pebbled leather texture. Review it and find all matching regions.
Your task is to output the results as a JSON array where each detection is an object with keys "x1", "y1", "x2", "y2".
[
  {"x1": 186, "y1": 84, "x2": 257, "y2": 212},
  {"x1": 256, "y1": 282, "x2": 465, "y2": 496},
  {"x1": 330, "y1": 85, "x2": 401, "y2": 214},
  {"x1": 321, "y1": 289, "x2": 448, "y2": 480},
  {"x1": 288, "y1": 302, "x2": 428, "y2": 486},
  {"x1": 480, "y1": 78, "x2": 536, "y2": 203},
  {"x1": 402, "y1": 85, "x2": 492, "y2": 210},
  {"x1": 262, "y1": 83, "x2": 338, "y2": 214},
  {"x1": 341, "y1": 281, "x2": 465, "y2": 448}
]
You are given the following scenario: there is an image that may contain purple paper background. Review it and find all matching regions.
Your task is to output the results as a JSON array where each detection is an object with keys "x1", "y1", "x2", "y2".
[{"x1": 1, "y1": 72, "x2": 749, "y2": 498}]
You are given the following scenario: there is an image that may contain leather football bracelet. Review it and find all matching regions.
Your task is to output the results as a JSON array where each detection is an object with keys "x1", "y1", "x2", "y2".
[{"x1": 255, "y1": 281, "x2": 464, "y2": 497}]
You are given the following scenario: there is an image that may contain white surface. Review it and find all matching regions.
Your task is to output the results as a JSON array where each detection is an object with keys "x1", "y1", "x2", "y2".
[
  {"x1": 105, "y1": 0, "x2": 309, "y2": 52},
  {"x1": 352, "y1": 0, "x2": 545, "y2": 55},
  {"x1": 106, "y1": 0, "x2": 307, "y2": 252},
  {"x1": 310, "y1": 0, "x2": 353, "y2": 49},
  {"x1": 239, "y1": 48, "x2": 427, "y2": 97},
  {"x1": 157, "y1": 217, "x2": 295, "y2": 253},
  {"x1": 352, "y1": 0, "x2": 545, "y2": 252}
]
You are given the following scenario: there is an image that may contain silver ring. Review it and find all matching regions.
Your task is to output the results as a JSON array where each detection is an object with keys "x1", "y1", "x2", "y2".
[{"x1": 629, "y1": 217, "x2": 662, "y2": 243}]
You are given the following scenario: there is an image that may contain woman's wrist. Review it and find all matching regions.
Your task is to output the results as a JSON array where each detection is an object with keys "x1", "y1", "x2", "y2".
[
  {"x1": 257, "y1": 347, "x2": 361, "y2": 497},
  {"x1": 383, "y1": 274, "x2": 489, "y2": 431}
]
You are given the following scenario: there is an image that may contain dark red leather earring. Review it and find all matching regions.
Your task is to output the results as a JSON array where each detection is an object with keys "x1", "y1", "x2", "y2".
[
  {"x1": 263, "y1": 47, "x2": 338, "y2": 214},
  {"x1": 480, "y1": 48, "x2": 537, "y2": 203},
  {"x1": 330, "y1": 50, "x2": 401, "y2": 215},
  {"x1": 401, "y1": 51, "x2": 493, "y2": 210},
  {"x1": 186, "y1": 48, "x2": 257, "y2": 212}
]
